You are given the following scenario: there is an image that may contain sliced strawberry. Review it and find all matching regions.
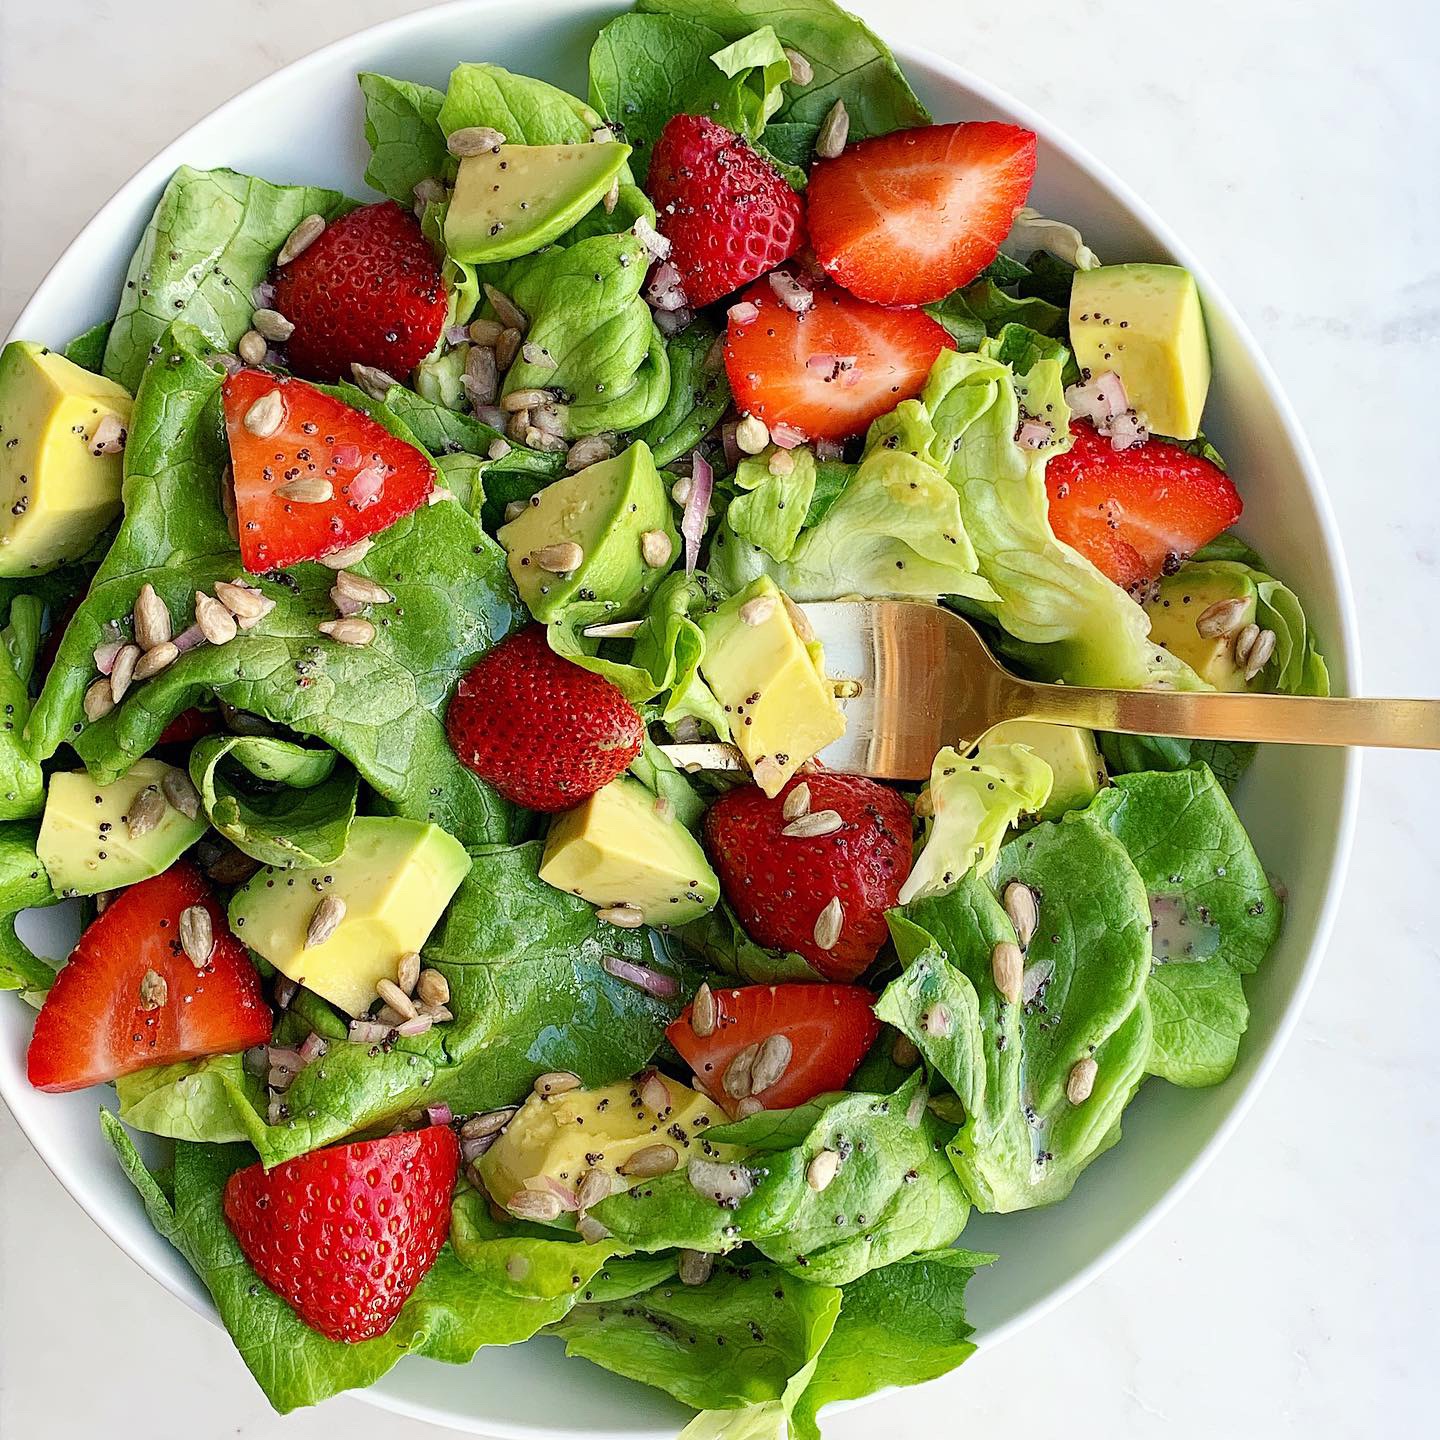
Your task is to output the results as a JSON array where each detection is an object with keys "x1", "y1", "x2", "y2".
[
  {"x1": 1045, "y1": 422, "x2": 1243, "y2": 592},
  {"x1": 270, "y1": 200, "x2": 447, "y2": 383},
  {"x1": 725, "y1": 279, "x2": 953, "y2": 443},
  {"x1": 222, "y1": 369, "x2": 435, "y2": 571},
  {"x1": 223, "y1": 1127, "x2": 458, "y2": 1342},
  {"x1": 27, "y1": 862, "x2": 271, "y2": 1093},
  {"x1": 446, "y1": 624, "x2": 643, "y2": 812},
  {"x1": 702, "y1": 774, "x2": 914, "y2": 982},
  {"x1": 156, "y1": 707, "x2": 220, "y2": 746},
  {"x1": 646, "y1": 114, "x2": 806, "y2": 309},
  {"x1": 807, "y1": 122, "x2": 1037, "y2": 306},
  {"x1": 667, "y1": 983, "x2": 879, "y2": 1117}
]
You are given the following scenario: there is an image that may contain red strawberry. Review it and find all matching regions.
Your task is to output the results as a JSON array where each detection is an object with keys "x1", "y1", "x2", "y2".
[
  {"x1": 446, "y1": 624, "x2": 644, "y2": 812},
  {"x1": 156, "y1": 707, "x2": 220, "y2": 746},
  {"x1": 702, "y1": 774, "x2": 914, "y2": 982},
  {"x1": 725, "y1": 278, "x2": 954, "y2": 443},
  {"x1": 646, "y1": 114, "x2": 805, "y2": 309},
  {"x1": 223, "y1": 1127, "x2": 459, "y2": 1342},
  {"x1": 1045, "y1": 422, "x2": 1243, "y2": 592},
  {"x1": 27, "y1": 863, "x2": 271, "y2": 1093},
  {"x1": 270, "y1": 200, "x2": 447, "y2": 383},
  {"x1": 807, "y1": 122, "x2": 1037, "y2": 306},
  {"x1": 223, "y1": 369, "x2": 435, "y2": 570}
]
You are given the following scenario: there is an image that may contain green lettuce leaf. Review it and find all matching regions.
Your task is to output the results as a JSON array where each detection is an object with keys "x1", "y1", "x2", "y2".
[
  {"x1": 64, "y1": 322, "x2": 112, "y2": 373},
  {"x1": 0, "y1": 820, "x2": 60, "y2": 994},
  {"x1": 114, "y1": 1053, "x2": 260, "y2": 1143},
  {"x1": 357, "y1": 73, "x2": 449, "y2": 204},
  {"x1": 0, "y1": 594, "x2": 45, "y2": 818},
  {"x1": 633, "y1": 319, "x2": 730, "y2": 466},
  {"x1": 629, "y1": 736, "x2": 708, "y2": 830},
  {"x1": 926, "y1": 282, "x2": 1066, "y2": 350},
  {"x1": 675, "y1": 900, "x2": 822, "y2": 982},
  {"x1": 727, "y1": 447, "x2": 817, "y2": 562},
  {"x1": 1098, "y1": 732, "x2": 1256, "y2": 792}
]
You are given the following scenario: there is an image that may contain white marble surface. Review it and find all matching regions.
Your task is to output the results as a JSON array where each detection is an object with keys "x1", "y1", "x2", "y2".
[{"x1": 2, "y1": 0, "x2": 1438, "y2": 1435}]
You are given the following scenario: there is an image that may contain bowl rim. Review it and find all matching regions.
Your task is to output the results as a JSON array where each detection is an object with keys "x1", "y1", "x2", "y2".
[{"x1": 3, "y1": 1, "x2": 1361, "y2": 1434}]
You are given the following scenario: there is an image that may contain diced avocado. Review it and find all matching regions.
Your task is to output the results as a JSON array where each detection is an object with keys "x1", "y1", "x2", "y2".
[
  {"x1": 1069, "y1": 264, "x2": 1211, "y2": 440},
  {"x1": 498, "y1": 440, "x2": 675, "y2": 624},
  {"x1": 1144, "y1": 563, "x2": 1258, "y2": 691},
  {"x1": 539, "y1": 776, "x2": 719, "y2": 926},
  {"x1": 445, "y1": 141, "x2": 633, "y2": 265},
  {"x1": 478, "y1": 1075, "x2": 731, "y2": 1210},
  {"x1": 37, "y1": 759, "x2": 208, "y2": 897},
  {"x1": 228, "y1": 817, "x2": 471, "y2": 1016},
  {"x1": 0, "y1": 341, "x2": 131, "y2": 575},
  {"x1": 698, "y1": 577, "x2": 845, "y2": 797},
  {"x1": 983, "y1": 720, "x2": 1107, "y2": 820}
]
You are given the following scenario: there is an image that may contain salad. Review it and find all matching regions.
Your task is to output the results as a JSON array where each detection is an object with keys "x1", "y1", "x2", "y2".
[{"x1": 0, "y1": 0, "x2": 1330, "y2": 1432}]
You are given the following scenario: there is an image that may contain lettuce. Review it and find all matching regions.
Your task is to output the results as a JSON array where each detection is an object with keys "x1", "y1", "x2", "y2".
[
  {"x1": 0, "y1": 820, "x2": 60, "y2": 995},
  {"x1": 357, "y1": 73, "x2": 449, "y2": 204},
  {"x1": 727, "y1": 446, "x2": 818, "y2": 561},
  {"x1": 114, "y1": 1053, "x2": 259, "y2": 1143},
  {"x1": 0, "y1": 594, "x2": 45, "y2": 819}
]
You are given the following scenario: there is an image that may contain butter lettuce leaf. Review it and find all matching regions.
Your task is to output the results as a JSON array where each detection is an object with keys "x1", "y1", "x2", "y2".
[
  {"x1": 114, "y1": 1053, "x2": 260, "y2": 1143},
  {"x1": 357, "y1": 73, "x2": 449, "y2": 204},
  {"x1": 0, "y1": 594, "x2": 45, "y2": 819},
  {"x1": 0, "y1": 820, "x2": 60, "y2": 994},
  {"x1": 727, "y1": 447, "x2": 817, "y2": 562}
]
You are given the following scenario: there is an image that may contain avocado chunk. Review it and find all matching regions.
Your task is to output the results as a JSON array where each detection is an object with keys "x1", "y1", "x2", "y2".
[
  {"x1": 478, "y1": 1075, "x2": 731, "y2": 1211},
  {"x1": 0, "y1": 341, "x2": 131, "y2": 575},
  {"x1": 445, "y1": 141, "x2": 633, "y2": 265},
  {"x1": 498, "y1": 440, "x2": 675, "y2": 623},
  {"x1": 38, "y1": 759, "x2": 208, "y2": 897},
  {"x1": 539, "y1": 776, "x2": 719, "y2": 926},
  {"x1": 228, "y1": 817, "x2": 471, "y2": 1016},
  {"x1": 1144, "y1": 563, "x2": 1258, "y2": 691},
  {"x1": 983, "y1": 720, "x2": 1107, "y2": 820},
  {"x1": 698, "y1": 577, "x2": 845, "y2": 797},
  {"x1": 1069, "y1": 264, "x2": 1211, "y2": 440}
]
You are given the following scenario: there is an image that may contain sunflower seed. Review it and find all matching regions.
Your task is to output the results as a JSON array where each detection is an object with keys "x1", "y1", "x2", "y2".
[
  {"x1": 194, "y1": 591, "x2": 238, "y2": 645},
  {"x1": 332, "y1": 569, "x2": 392, "y2": 606},
  {"x1": 179, "y1": 905, "x2": 214, "y2": 967},
  {"x1": 782, "y1": 808, "x2": 843, "y2": 839},
  {"x1": 576, "y1": 1167, "x2": 614, "y2": 1211},
  {"x1": 722, "y1": 1042, "x2": 760, "y2": 1098},
  {"x1": 576, "y1": 1214, "x2": 612, "y2": 1243},
  {"x1": 991, "y1": 940, "x2": 1024, "y2": 1004},
  {"x1": 504, "y1": 388, "x2": 553, "y2": 413},
  {"x1": 783, "y1": 47, "x2": 814, "y2": 85},
  {"x1": 779, "y1": 783, "x2": 812, "y2": 823},
  {"x1": 638, "y1": 1069, "x2": 671, "y2": 1115},
  {"x1": 413, "y1": 177, "x2": 448, "y2": 213},
  {"x1": 448, "y1": 124, "x2": 506, "y2": 157},
  {"x1": 389, "y1": 951, "x2": 420, "y2": 997},
  {"x1": 376, "y1": 977, "x2": 418, "y2": 1020},
  {"x1": 275, "y1": 477, "x2": 333, "y2": 504},
  {"x1": 806, "y1": 1149, "x2": 841, "y2": 1192},
  {"x1": 416, "y1": 968, "x2": 450, "y2": 1007},
  {"x1": 1244, "y1": 627, "x2": 1277, "y2": 681},
  {"x1": 161, "y1": 767, "x2": 202, "y2": 820},
  {"x1": 395, "y1": 1013, "x2": 434, "y2": 1038},
  {"x1": 108, "y1": 644, "x2": 140, "y2": 703},
  {"x1": 603, "y1": 180, "x2": 620, "y2": 214},
  {"x1": 750, "y1": 1033, "x2": 793, "y2": 1094},
  {"x1": 508, "y1": 1188, "x2": 563, "y2": 1222},
  {"x1": 462, "y1": 345, "x2": 498, "y2": 407},
  {"x1": 921, "y1": 1004, "x2": 952, "y2": 1038},
  {"x1": 1196, "y1": 596, "x2": 1250, "y2": 639},
  {"x1": 252, "y1": 307, "x2": 294, "y2": 343},
  {"x1": 89, "y1": 413, "x2": 127, "y2": 456},
  {"x1": 534, "y1": 1070, "x2": 582, "y2": 1098},
  {"x1": 243, "y1": 389, "x2": 284, "y2": 437},
  {"x1": 596, "y1": 903, "x2": 644, "y2": 929},
  {"x1": 214, "y1": 580, "x2": 270, "y2": 620},
  {"x1": 237, "y1": 330, "x2": 268, "y2": 365},
  {"x1": 138, "y1": 968, "x2": 168, "y2": 1010},
  {"x1": 126, "y1": 785, "x2": 165, "y2": 839},
  {"x1": 375, "y1": 1003, "x2": 407, "y2": 1028},
  {"x1": 349, "y1": 362, "x2": 397, "y2": 400},
  {"x1": 525, "y1": 427, "x2": 569, "y2": 454},
  {"x1": 618, "y1": 1143, "x2": 679, "y2": 1178},
  {"x1": 1002, "y1": 881, "x2": 1039, "y2": 950},
  {"x1": 489, "y1": 438, "x2": 513, "y2": 461},
  {"x1": 533, "y1": 542, "x2": 584, "y2": 574},
  {"x1": 531, "y1": 401, "x2": 568, "y2": 437},
  {"x1": 132, "y1": 643, "x2": 179, "y2": 683},
  {"x1": 813, "y1": 896, "x2": 844, "y2": 950},
  {"x1": 735, "y1": 414, "x2": 769, "y2": 454},
  {"x1": 739, "y1": 594, "x2": 776, "y2": 627},
  {"x1": 306, "y1": 894, "x2": 346, "y2": 948},
  {"x1": 483, "y1": 284, "x2": 529, "y2": 333},
  {"x1": 133, "y1": 584, "x2": 173, "y2": 651},
  {"x1": 468, "y1": 318, "x2": 504, "y2": 346},
  {"x1": 815, "y1": 98, "x2": 850, "y2": 158},
  {"x1": 461, "y1": 1107, "x2": 516, "y2": 1141},
  {"x1": 735, "y1": 1097, "x2": 763, "y2": 1117},
  {"x1": 495, "y1": 326, "x2": 523, "y2": 370},
  {"x1": 318, "y1": 539, "x2": 373, "y2": 569},
  {"x1": 1066, "y1": 1056, "x2": 1098, "y2": 1105},
  {"x1": 687, "y1": 1156, "x2": 754, "y2": 1206},
  {"x1": 506, "y1": 408, "x2": 532, "y2": 444},
  {"x1": 277, "y1": 214, "x2": 325, "y2": 266},
  {"x1": 566, "y1": 435, "x2": 614, "y2": 471},
  {"x1": 1232, "y1": 622, "x2": 1261, "y2": 665},
  {"x1": 891, "y1": 1033, "x2": 921, "y2": 1068},
  {"x1": 640, "y1": 530, "x2": 673, "y2": 568},
  {"x1": 317, "y1": 617, "x2": 376, "y2": 646},
  {"x1": 678, "y1": 1248, "x2": 715, "y2": 1286},
  {"x1": 691, "y1": 982, "x2": 717, "y2": 1038}
]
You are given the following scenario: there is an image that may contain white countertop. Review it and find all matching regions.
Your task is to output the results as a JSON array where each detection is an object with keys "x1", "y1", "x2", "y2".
[{"x1": 2, "y1": 0, "x2": 1437, "y2": 1435}]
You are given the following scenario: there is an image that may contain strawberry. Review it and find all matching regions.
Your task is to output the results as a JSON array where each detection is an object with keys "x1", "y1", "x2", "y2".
[
  {"x1": 1045, "y1": 422, "x2": 1243, "y2": 592},
  {"x1": 807, "y1": 122, "x2": 1037, "y2": 306},
  {"x1": 724, "y1": 278, "x2": 954, "y2": 442},
  {"x1": 702, "y1": 774, "x2": 914, "y2": 982},
  {"x1": 223, "y1": 1127, "x2": 459, "y2": 1342},
  {"x1": 269, "y1": 200, "x2": 447, "y2": 383},
  {"x1": 223, "y1": 368, "x2": 435, "y2": 571},
  {"x1": 446, "y1": 624, "x2": 644, "y2": 812},
  {"x1": 646, "y1": 113, "x2": 805, "y2": 309},
  {"x1": 27, "y1": 862, "x2": 271, "y2": 1093},
  {"x1": 156, "y1": 707, "x2": 220, "y2": 746}
]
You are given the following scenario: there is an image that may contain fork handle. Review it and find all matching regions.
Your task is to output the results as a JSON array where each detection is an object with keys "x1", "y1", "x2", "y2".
[{"x1": 1011, "y1": 681, "x2": 1440, "y2": 750}]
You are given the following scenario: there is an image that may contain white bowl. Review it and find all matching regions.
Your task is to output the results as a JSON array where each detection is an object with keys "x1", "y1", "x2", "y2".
[{"x1": 1, "y1": 1, "x2": 1360, "y2": 1434}]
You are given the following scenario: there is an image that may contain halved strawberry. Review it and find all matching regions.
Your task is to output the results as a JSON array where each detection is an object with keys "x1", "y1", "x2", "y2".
[
  {"x1": 724, "y1": 279, "x2": 954, "y2": 443},
  {"x1": 156, "y1": 707, "x2": 220, "y2": 746},
  {"x1": 27, "y1": 862, "x2": 271, "y2": 1093},
  {"x1": 222, "y1": 369, "x2": 435, "y2": 571},
  {"x1": 666, "y1": 983, "x2": 879, "y2": 1117},
  {"x1": 223, "y1": 1127, "x2": 459, "y2": 1342},
  {"x1": 807, "y1": 122, "x2": 1038, "y2": 306},
  {"x1": 1045, "y1": 422, "x2": 1243, "y2": 592}
]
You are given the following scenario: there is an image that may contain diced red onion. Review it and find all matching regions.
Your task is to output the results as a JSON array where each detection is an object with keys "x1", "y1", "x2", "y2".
[
  {"x1": 332, "y1": 442, "x2": 363, "y2": 469},
  {"x1": 636, "y1": 1066, "x2": 672, "y2": 1112},
  {"x1": 653, "y1": 305, "x2": 694, "y2": 336},
  {"x1": 1105, "y1": 411, "x2": 1148, "y2": 451},
  {"x1": 474, "y1": 404, "x2": 506, "y2": 430},
  {"x1": 212, "y1": 351, "x2": 243, "y2": 376},
  {"x1": 426, "y1": 1102, "x2": 453, "y2": 1126},
  {"x1": 298, "y1": 1032, "x2": 329, "y2": 1064},
  {"x1": 93, "y1": 640, "x2": 124, "y2": 675},
  {"x1": 396, "y1": 1014, "x2": 434, "y2": 1037},
  {"x1": 727, "y1": 300, "x2": 760, "y2": 326},
  {"x1": 242, "y1": 1045, "x2": 268, "y2": 1077},
  {"x1": 633, "y1": 214, "x2": 671, "y2": 260},
  {"x1": 602, "y1": 954, "x2": 680, "y2": 999},
  {"x1": 172, "y1": 623, "x2": 206, "y2": 654},
  {"x1": 348, "y1": 1019, "x2": 392, "y2": 1044},
  {"x1": 768, "y1": 270, "x2": 813, "y2": 313},
  {"x1": 682, "y1": 451, "x2": 714, "y2": 576},
  {"x1": 272, "y1": 975, "x2": 298, "y2": 1010},
  {"x1": 1016, "y1": 419, "x2": 1053, "y2": 450},
  {"x1": 645, "y1": 260, "x2": 689, "y2": 312},
  {"x1": 332, "y1": 593, "x2": 367, "y2": 618},
  {"x1": 349, "y1": 466, "x2": 385, "y2": 509},
  {"x1": 252, "y1": 282, "x2": 277, "y2": 310},
  {"x1": 461, "y1": 1131, "x2": 499, "y2": 1164},
  {"x1": 814, "y1": 438, "x2": 844, "y2": 461},
  {"x1": 445, "y1": 324, "x2": 471, "y2": 347},
  {"x1": 1064, "y1": 370, "x2": 1128, "y2": 426},
  {"x1": 769, "y1": 421, "x2": 808, "y2": 450},
  {"x1": 267, "y1": 1046, "x2": 304, "y2": 1091},
  {"x1": 687, "y1": 1157, "x2": 754, "y2": 1206}
]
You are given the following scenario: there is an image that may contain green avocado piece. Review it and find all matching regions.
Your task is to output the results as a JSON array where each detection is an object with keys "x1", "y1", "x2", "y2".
[
  {"x1": 1069, "y1": 264, "x2": 1211, "y2": 440},
  {"x1": 539, "y1": 776, "x2": 719, "y2": 926},
  {"x1": 982, "y1": 720, "x2": 1107, "y2": 820},
  {"x1": 228, "y1": 817, "x2": 471, "y2": 1016},
  {"x1": 444, "y1": 141, "x2": 633, "y2": 264},
  {"x1": 37, "y1": 759, "x2": 208, "y2": 897},
  {"x1": 1144, "y1": 562, "x2": 1258, "y2": 691},
  {"x1": 0, "y1": 341, "x2": 131, "y2": 576},
  {"x1": 498, "y1": 440, "x2": 675, "y2": 624}
]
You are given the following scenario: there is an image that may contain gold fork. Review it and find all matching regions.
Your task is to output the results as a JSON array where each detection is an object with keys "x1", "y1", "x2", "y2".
[{"x1": 662, "y1": 600, "x2": 1440, "y2": 783}]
